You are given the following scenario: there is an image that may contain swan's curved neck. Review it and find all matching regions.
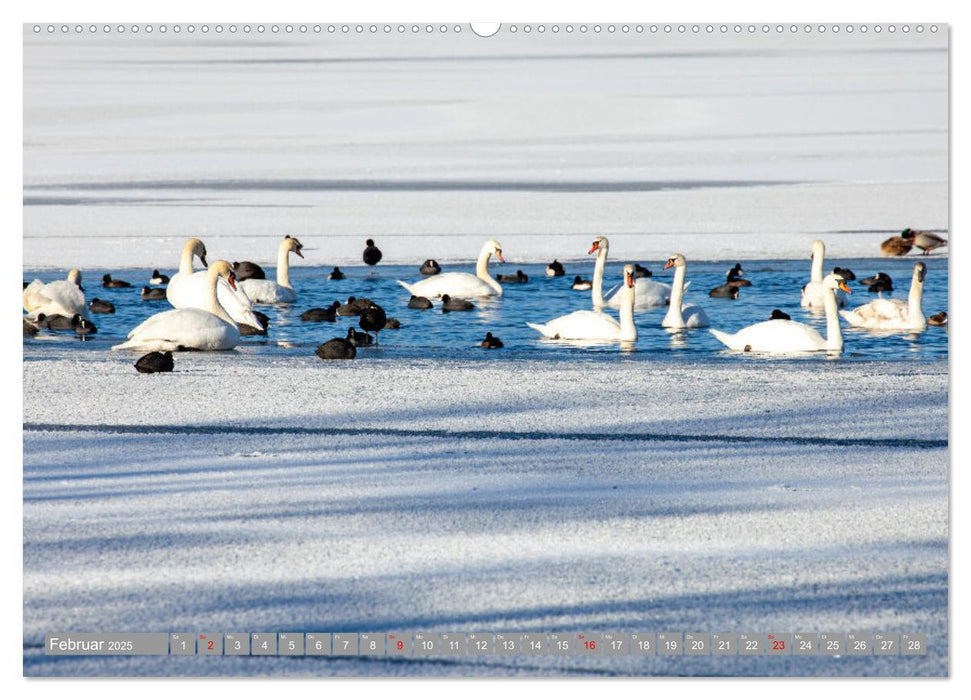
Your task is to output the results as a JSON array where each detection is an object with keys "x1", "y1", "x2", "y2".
[
  {"x1": 179, "y1": 241, "x2": 196, "y2": 275},
  {"x1": 663, "y1": 265, "x2": 687, "y2": 328},
  {"x1": 475, "y1": 247, "x2": 501, "y2": 294},
  {"x1": 277, "y1": 242, "x2": 293, "y2": 289},
  {"x1": 619, "y1": 282, "x2": 637, "y2": 341},
  {"x1": 811, "y1": 248, "x2": 824, "y2": 283},
  {"x1": 823, "y1": 286, "x2": 843, "y2": 350},
  {"x1": 908, "y1": 274, "x2": 925, "y2": 327},
  {"x1": 592, "y1": 244, "x2": 609, "y2": 308},
  {"x1": 207, "y1": 272, "x2": 234, "y2": 325}
]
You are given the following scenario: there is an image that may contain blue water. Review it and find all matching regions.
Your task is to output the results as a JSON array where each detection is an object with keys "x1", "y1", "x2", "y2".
[{"x1": 23, "y1": 257, "x2": 948, "y2": 364}]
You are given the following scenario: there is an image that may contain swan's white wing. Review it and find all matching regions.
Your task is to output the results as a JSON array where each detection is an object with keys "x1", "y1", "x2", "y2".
[
  {"x1": 29, "y1": 280, "x2": 87, "y2": 318},
  {"x1": 238, "y1": 279, "x2": 296, "y2": 304},
  {"x1": 396, "y1": 273, "x2": 497, "y2": 298},
  {"x1": 681, "y1": 303, "x2": 710, "y2": 328},
  {"x1": 711, "y1": 319, "x2": 825, "y2": 352},
  {"x1": 22, "y1": 280, "x2": 50, "y2": 313},
  {"x1": 840, "y1": 299, "x2": 908, "y2": 328},
  {"x1": 527, "y1": 310, "x2": 621, "y2": 339},
  {"x1": 606, "y1": 278, "x2": 672, "y2": 308},
  {"x1": 167, "y1": 271, "x2": 264, "y2": 327},
  {"x1": 114, "y1": 308, "x2": 239, "y2": 351},
  {"x1": 801, "y1": 281, "x2": 848, "y2": 308}
]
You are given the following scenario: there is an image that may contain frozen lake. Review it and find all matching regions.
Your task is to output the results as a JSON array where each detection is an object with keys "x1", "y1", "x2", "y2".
[{"x1": 22, "y1": 26, "x2": 949, "y2": 677}]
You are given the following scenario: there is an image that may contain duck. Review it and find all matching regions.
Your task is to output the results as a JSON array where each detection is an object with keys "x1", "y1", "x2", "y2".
[
  {"x1": 901, "y1": 228, "x2": 947, "y2": 255},
  {"x1": 397, "y1": 240, "x2": 504, "y2": 298},
  {"x1": 726, "y1": 263, "x2": 752, "y2": 287},
  {"x1": 408, "y1": 295, "x2": 433, "y2": 309},
  {"x1": 359, "y1": 302, "x2": 388, "y2": 345},
  {"x1": 102, "y1": 274, "x2": 131, "y2": 288},
  {"x1": 497, "y1": 270, "x2": 529, "y2": 284},
  {"x1": 242, "y1": 310, "x2": 270, "y2": 336},
  {"x1": 571, "y1": 275, "x2": 592, "y2": 291},
  {"x1": 150, "y1": 270, "x2": 170, "y2": 285},
  {"x1": 23, "y1": 269, "x2": 87, "y2": 320},
  {"x1": 74, "y1": 317, "x2": 97, "y2": 339},
  {"x1": 928, "y1": 311, "x2": 947, "y2": 327},
  {"x1": 633, "y1": 264, "x2": 652, "y2": 278},
  {"x1": 832, "y1": 266, "x2": 856, "y2": 281},
  {"x1": 45, "y1": 314, "x2": 83, "y2": 331},
  {"x1": 420, "y1": 259, "x2": 441, "y2": 276},
  {"x1": 528, "y1": 265, "x2": 637, "y2": 341},
  {"x1": 708, "y1": 284, "x2": 740, "y2": 299},
  {"x1": 345, "y1": 326, "x2": 373, "y2": 347},
  {"x1": 338, "y1": 296, "x2": 373, "y2": 316},
  {"x1": 481, "y1": 332, "x2": 504, "y2": 348},
  {"x1": 860, "y1": 272, "x2": 893, "y2": 295},
  {"x1": 327, "y1": 266, "x2": 345, "y2": 280},
  {"x1": 711, "y1": 273, "x2": 851, "y2": 353},
  {"x1": 769, "y1": 309, "x2": 791, "y2": 321},
  {"x1": 880, "y1": 236, "x2": 913, "y2": 257},
  {"x1": 301, "y1": 302, "x2": 340, "y2": 322},
  {"x1": 383, "y1": 318, "x2": 401, "y2": 329},
  {"x1": 441, "y1": 294, "x2": 474, "y2": 312},
  {"x1": 167, "y1": 238, "x2": 265, "y2": 332},
  {"x1": 23, "y1": 316, "x2": 43, "y2": 335},
  {"x1": 232, "y1": 260, "x2": 265, "y2": 281},
  {"x1": 89, "y1": 298, "x2": 115, "y2": 314},
  {"x1": 113, "y1": 261, "x2": 241, "y2": 352},
  {"x1": 238, "y1": 235, "x2": 304, "y2": 303},
  {"x1": 316, "y1": 338, "x2": 356, "y2": 360},
  {"x1": 363, "y1": 238, "x2": 383, "y2": 273},
  {"x1": 141, "y1": 286, "x2": 167, "y2": 300},
  {"x1": 546, "y1": 259, "x2": 565, "y2": 277},
  {"x1": 801, "y1": 240, "x2": 847, "y2": 308},
  {"x1": 661, "y1": 254, "x2": 709, "y2": 329},
  {"x1": 134, "y1": 351, "x2": 174, "y2": 373},
  {"x1": 840, "y1": 262, "x2": 927, "y2": 332}
]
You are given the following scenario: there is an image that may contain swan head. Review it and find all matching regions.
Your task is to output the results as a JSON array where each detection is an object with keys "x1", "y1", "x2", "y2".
[
  {"x1": 623, "y1": 264, "x2": 635, "y2": 288},
  {"x1": 588, "y1": 236, "x2": 608, "y2": 255},
  {"x1": 186, "y1": 238, "x2": 208, "y2": 268},
  {"x1": 823, "y1": 272, "x2": 852, "y2": 294},
  {"x1": 484, "y1": 240, "x2": 504, "y2": 262},
  {"x1": 67, "y1": 269, "x2": 82, "y2": 287},
  {"x1": 811, "y1": 239, "x2": 825, "y2": 260},
  {"x1": 914, "y1": 261, "x2": 927, "y2": 284},
  {"x1": 284, "y1": 235, "x2": 305, "y2": 259},
  {"x1": 208, "y1": 260, "x2": 237, "y2": 290},
  {"x1": 664, "y1": 254, "x2": 686, "y2": 270}
]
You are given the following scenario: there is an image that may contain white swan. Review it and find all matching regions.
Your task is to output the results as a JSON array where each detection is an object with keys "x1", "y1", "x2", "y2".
[
  {"x1": 23, "y1": 269, "x2": 88, "y2": 320},
  {"x1": 528, "y1": 264, "x2": 637, "y2": 341},
  {"x1": 238, "y1": 236, "x2": 304, "y2": 303},
  {"x1": 661, "y1": 254, "x2": 709, "y2": 329},
  {"x1": 592, "y1": 237, "x2": 674, "y2": 309},
  {"x1": 166, "y1": 238, "x2": 264, "y2": 330},
  {"x1": 113, "y1": 261, "x2": 241, "y2": 352},
  {"x1": 397, "y1": 240, "x2": 504, "y2": 298},
  {"x1": 840, "y1": 262, "x2": 927, "y2": 332},
  {"x1": 801, "y1": 240, "x2": 848, "y2": 308},
  {"x1": 711, "y1": 273, "x2": 851, "y2": 353}
]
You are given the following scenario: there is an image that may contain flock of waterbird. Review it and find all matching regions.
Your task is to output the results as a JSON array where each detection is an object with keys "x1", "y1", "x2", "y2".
[{"x1": 22, "y1": 228, "x2": 947, "y2": 371}]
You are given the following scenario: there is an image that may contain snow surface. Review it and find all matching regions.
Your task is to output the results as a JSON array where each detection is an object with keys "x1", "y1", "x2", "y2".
[{"x1": 23, "y1": 353, "x2": 948, "y2": 676}]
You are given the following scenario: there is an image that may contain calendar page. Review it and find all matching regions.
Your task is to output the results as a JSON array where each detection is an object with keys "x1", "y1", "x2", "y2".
[{"x1": 22, "y1": 21, "x2": 948, "y2": 678}]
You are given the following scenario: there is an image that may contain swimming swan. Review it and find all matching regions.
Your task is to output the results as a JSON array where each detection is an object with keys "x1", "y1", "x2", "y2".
[
  {"x1": 712, "y1": 273, "x2": 851, "y2": 353},
  {"x1": 113, "y1": 261, "x2": 241, "y2": 352},
  {"x1": 238, "y1": 236, "x2": 304, "y2": 303},
  {"x1": 166, "y1": 238, "x2": 264, "y2": 330},
  {"x1": 397, "y1": 240, "x2": 505, "y2": 298},
  {"x1": 527, "y1": 265, "x2": 637, "y2": 341},
  {"x1": 23, "y1": 269, "x2": 87, "y2": 320},
  {"x1": 594, "y1": 238, "x2": 675, "y2": 309},
  {"x1": 840, "y1": 262, "x2": 927, "y2": 332},
  {"x1": 801, "y1": 240, "x2": 848, "y2": 308},
  {"x1": 661, "y1": 254, "x2": 709, "y2": 329}
]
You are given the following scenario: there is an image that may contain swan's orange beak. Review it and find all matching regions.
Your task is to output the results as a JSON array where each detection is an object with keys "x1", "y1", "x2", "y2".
[
  {"x1": 227, "y1": 272, "x2": 237, "y2": 291},
  {"x1": 626, "y1": 271, "x2": 634, "y2": 288},
  {"x1": 588, "y1": 241, "x2": 600, "y2": 254},
  {"x1": 664, "y1": 259, "x2": 675, "y2": 270},
  {"x1": 838, "y1": 281, "x2": 851, "y2": 294}
]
